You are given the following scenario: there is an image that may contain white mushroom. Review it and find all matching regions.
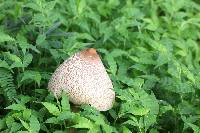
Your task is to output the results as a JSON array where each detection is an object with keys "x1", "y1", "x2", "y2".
[{"x1": 48, "y1": 48, "x2": 115, "y2": 111}]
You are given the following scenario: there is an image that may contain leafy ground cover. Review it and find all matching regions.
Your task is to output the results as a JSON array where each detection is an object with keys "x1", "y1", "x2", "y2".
[{"x1": 0, "y1": 0, "x2": 200, "y2": 132}]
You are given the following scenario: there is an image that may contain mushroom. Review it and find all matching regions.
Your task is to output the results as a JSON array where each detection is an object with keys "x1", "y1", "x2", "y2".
[{"x1": 48, "y1": 48, "x2": 115, "y2": 111}]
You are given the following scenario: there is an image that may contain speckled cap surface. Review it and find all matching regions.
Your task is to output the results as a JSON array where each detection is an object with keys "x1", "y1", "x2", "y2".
[{"x1": 48, "y1": 48, "x2": 115, "y2": 111}]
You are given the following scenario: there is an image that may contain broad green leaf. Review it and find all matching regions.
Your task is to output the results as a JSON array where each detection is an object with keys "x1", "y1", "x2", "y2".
[
  {"x1": 149, "y1": 128, "x2": 159, "y2": 133},
  {"x1": 143, "y1": 18, "x2": 158, "y2": 31},
  {"x1": 21, "y1": 70, "x2": 41, "y2": 86},
  {"x1": 36, "y1": 34, "x2": 46, "y2": 45},
  {"x1": 45, "y1": 1, "x2": 57, "y2": 11},
  {"x1": 19, "y1": 119, "x2": 29, "y2": 130},
  {"x1": 3, "y1": 52, "x2": 22, "y2": 63},
  {"x1": 23, "y1": 53, "x2": 33, "y2": 67},
  {"x1": 0, "y1": 32, "x2": 15, "y2": 43},
  {"x1": 182, "y1": 116, "x2": 200, "y2": 133},
  {"x1": 10, "y1": 122, "x2": 23, "y2": 133},
  {"x1": 132, "y1": 107, "x2": 150, "y2": 116},
  {"x1": 0, "y1": 119, "x2": 6, "y2": 130},
  {"x1": 123, "y1": 116, "x2": 139, "y2": 127},
  {"x1": 120, "y1": 103, "x2": 149, "y2": 116},
  {"x1": 30, "y1": 115, "x2": 40, "y2": 133},
  {"x1": 168, "y1": 60, "x2": 181, "y2": 79},
  {"x1": 181, "y1": 65, "x2": 195, "y2": 83},
  {"x1": 57, "y1": 112, "x2": 74, "y2": 121},
  {"x1": 155, "y1": 52, "x2": 170, "y2": 67},
  {"x1": 45, "y1": 117, "x2": 59, "y2": 124},
  {"x1": 75, "y1": 33, "x2": 95, "y2": 41},
  {"x1": 17, "y1": 35, "x2": 31, "y2": 55},
  {"x1": 5, "y1": 104, "x2": 26, "y2": 111},
  {"x1": 0, "y1": 60, "x2": 10, "y2": 69},
  {"x1": 23, "y1": 109, "x2": 32, "y2": 121},
  {"x1": 139, "y1": 91, "x2": 159, "y2": 115},
  {"x1": 20, "y1": 95, "x2": 32, "y2": 105},
  {"x1": 99, "y1": 22, "x2": 113, "y2": 42},
  {"x1": 3, "y1": 52, "x2": 24, "y2": 68},
  {"x1": 144, "y1": 114, "x2": 157, "y2": 132},
  {"x1": 122, "y1": 126, "x2": 132, "y2": 133},
  {"x1": 24, "y1": 3, "x2": 42, "y2": 12},
  {"x1": 105, "y1": 54, "x2": 117, "y2": 75},
  {"x1": 73, "y1": 114, "x2": 94, "y2": 129},
  {"x1": 77, "y1": 0, "x2": 86, "y2": 14},
  {"x1": 61, "y1": 93, "x2": 70, "y2": 111},
  {"x1": 42, "y1": 102, "x2": 60, "y2": 116}
]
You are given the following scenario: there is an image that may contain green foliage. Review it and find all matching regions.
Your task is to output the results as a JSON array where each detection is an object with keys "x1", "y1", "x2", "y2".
[
  {"x1": 0, "y1": 68, "x2": 17, "y2": 101},
  {"x1": 0, "y1": 0, "x2": 200, "y2": 132}
]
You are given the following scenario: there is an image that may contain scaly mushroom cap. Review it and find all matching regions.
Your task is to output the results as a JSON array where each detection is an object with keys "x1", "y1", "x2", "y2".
[{"x1": 48, "y1": 48, "x2": 115, "y2": 111}]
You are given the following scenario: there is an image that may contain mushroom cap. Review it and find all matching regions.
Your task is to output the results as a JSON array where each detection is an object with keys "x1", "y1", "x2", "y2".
[{"x1": 48, "y1": 48, "x2": 115, "y2": 111}]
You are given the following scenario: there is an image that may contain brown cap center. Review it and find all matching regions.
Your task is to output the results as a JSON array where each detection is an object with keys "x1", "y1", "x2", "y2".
[
  {"x1": 86, "y1": 48, "x2": 97, "y2": 55},
  {"x1": 80, "y1": 48, "x2": 99, "y2": 62}
]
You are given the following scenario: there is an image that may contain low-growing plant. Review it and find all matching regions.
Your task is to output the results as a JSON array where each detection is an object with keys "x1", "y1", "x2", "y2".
[{"x1": 0, "y1": 0, "x2": 200, "y2": 132}]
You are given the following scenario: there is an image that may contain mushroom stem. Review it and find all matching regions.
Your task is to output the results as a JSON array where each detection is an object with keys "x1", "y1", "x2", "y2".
[
  {"x1": 71, "y1": 105, "x2": 79, "y2": 113},
  {"x1": 69, "y1": 127, "x2": 76, "y2": 133}
]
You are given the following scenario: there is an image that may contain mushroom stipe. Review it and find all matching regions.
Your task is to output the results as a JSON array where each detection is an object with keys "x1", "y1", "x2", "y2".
[{"x1": 48, "y1": 48, "x2": 115, "y2": 111}]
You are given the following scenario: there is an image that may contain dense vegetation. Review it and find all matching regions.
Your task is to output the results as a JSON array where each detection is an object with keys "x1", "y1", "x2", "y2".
[{"x1": 0, "y1": 0, "x2": 200, "y2": 132}]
